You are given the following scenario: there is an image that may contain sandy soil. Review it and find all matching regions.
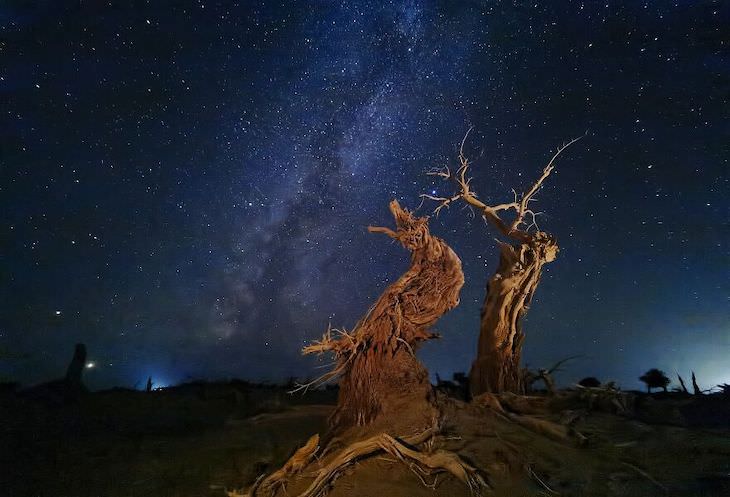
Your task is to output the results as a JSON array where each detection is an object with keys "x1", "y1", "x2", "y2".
[{"x1": 1, "y1": 384, "x2": 728, "y2": 497}]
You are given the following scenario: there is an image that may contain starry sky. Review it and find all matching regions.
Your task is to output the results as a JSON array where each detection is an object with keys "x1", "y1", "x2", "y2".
[{"x1": 1, "y1": 1, "x2": 727, "y2": 391}]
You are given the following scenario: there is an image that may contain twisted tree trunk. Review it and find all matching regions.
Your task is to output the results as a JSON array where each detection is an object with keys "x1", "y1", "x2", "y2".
[
  {"x1": 470, "y1": 232, "x2": 557, "y2": 395},
  {"x1": 300, "y1": 200, "x2": 464, "y2": 431},
  {"x1": 236, "y1": 201, "x2": 480, "y2": 497}
]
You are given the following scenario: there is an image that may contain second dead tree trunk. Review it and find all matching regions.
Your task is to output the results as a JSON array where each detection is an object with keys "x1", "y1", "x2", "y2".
[
  {"x1": 424, "y1": 131, "x2": 582, "y2": 396},
  {"x1": 472, "y1": 232, "x2": 557, "y2": 394}
]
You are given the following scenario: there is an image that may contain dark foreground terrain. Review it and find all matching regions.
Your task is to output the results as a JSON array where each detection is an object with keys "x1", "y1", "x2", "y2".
[
  {"x1": 1, "y1": 381, "x2": 728, "y2": 497},
  {"x1": 0, "y1": 381, "x2": 336, "y2": 497}
]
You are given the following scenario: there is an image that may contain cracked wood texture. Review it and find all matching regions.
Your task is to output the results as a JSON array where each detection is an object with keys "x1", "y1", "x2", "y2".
[
  {"x1": 311, "y1": 200, "x2": 464, "y2": 431},
  {"x1": 469, "y1": 232, "x2": 558, "y2": 395},
  {"x1": 422, "y1": 133, "x2": 580, "y2": 397}
]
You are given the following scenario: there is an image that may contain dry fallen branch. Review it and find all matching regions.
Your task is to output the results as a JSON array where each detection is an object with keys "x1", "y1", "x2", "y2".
[
  {"x1": 506, "y1": 413, "x2": 587, "y2": 446},
  {"x1": 474, "y1": 393, "x2": 586, "y2": 446},
  {"x1": 527, "y1": 464, "x2": 561, "y2": 495}
]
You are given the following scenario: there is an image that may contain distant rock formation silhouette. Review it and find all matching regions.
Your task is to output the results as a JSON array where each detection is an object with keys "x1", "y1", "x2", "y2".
[{"x1": 21, "y1": 343, "x2": 88, "y2": 402}]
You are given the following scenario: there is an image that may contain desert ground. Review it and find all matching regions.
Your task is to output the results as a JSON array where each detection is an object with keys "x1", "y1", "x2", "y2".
[{"x1": 1, "y1": 380, "x2": 728, "y2": 497}]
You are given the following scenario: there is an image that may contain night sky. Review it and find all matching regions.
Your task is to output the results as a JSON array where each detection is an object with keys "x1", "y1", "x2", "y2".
[{"x1": 1, "y1": 1, "x2": 727, "y2": 391}]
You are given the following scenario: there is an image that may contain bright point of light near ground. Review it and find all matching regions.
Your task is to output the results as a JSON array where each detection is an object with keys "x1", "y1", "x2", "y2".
[
  {"x1": 143, "y1": 370, "x2": 174, "y2": 389},
  {"x1": 148, "y1": 379, "x2": 171, "y2": 390},
  {"x1": 85, "y1": 362, "x2": 96, "y2": 369},
  {"x1": 54, "y1": 310, "x2": 62, "y2": 316}
]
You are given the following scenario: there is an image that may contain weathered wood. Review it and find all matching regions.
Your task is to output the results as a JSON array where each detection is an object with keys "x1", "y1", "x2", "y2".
[
  {"x1": 297, "y1": 200, "x2": 464, "y2": 430},
  {"x1": 423, "y1": 132, "x2": 582, "y2": 396},
  {"x1": 470, "y1": 234, "x2": 557, "y2": 394}
]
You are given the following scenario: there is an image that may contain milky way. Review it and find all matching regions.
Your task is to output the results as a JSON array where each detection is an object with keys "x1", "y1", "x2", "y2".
[{"x1": 1, "y1": 1, "x2": 727, "y2": 390}]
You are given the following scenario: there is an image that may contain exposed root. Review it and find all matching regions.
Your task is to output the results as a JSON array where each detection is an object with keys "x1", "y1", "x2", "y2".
[
  {"x1": 377, "y1": 434, "x2": 489, "y2": 495},
  {"x1": 506, "y1": 413, "x2": 587, "y2": 446},
  {"x1": 232, "y1": 425, "x2": 488, "y2": 497},
  {"x1": 230, "y1": 434, "x2": 320, "y2": 497},
  {"x1": 527, "y1": 464, "x2": 560, "y2": 495},
  {"x1": 498, "y1": 392, "x2": 547, "y2": 415},
  {"x1": 474, "y1": 393, "x2": 586, "y2": 446},
  {"x1": 296, "y1": 428, "x2": 487, "y2": 497},
  {"x1": 473, "y1": 392, "x2": 508, "y2": 415}
]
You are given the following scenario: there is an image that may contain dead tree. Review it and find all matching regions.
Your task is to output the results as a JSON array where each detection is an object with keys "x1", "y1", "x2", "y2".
[
  {"x1": 234, "y1": 201, "x2": 488, "y2": 497},
  {"x1": 294, "y1": 199, "x2": 465, "y2": 430},
  {"x1": 423, "y1": 130, "x2": 583, "y2": 396}
]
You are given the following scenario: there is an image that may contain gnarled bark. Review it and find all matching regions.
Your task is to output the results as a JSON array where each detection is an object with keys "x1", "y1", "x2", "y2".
[
  {"x1": 297, "y1": 199, "x2": 464, "y2": 431},
  {"x1": 423, "y1": 130, "x2": 582, "y2": 396},
  {"x1": 236, "y1": 201, "x2": 478, "y2": 497},
  {"x1": 470, "y1": 233, "x2": 557, "y2": 394}
]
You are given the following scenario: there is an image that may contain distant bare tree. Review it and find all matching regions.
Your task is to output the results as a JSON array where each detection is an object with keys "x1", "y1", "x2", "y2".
[{"x1": 524, "y1": 356, "x2": 581, "y2": 395}]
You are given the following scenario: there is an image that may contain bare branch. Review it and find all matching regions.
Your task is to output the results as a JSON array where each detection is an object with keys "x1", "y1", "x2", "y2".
[
  {"x1": 367, "y1": 225, "x2": 399, "y2": 238},
  {"x1": 418, "y1": 193, "x2": 461, "y2": 216},
  {"x1": 290, "y1": 324, "x2": 360, "y2": 394},
  {"x1": 426, "y1": 165, "x2": 452, "y2": 179},
  {"x1": 545, "y1": 355, "x2": 583, "y2": 375},
  {"x1": 509, "y1": 133, "x2": 585, "y2": 233},
  {"x1": 421, "y1": 130, "x2": 584, "y2": 243}
]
